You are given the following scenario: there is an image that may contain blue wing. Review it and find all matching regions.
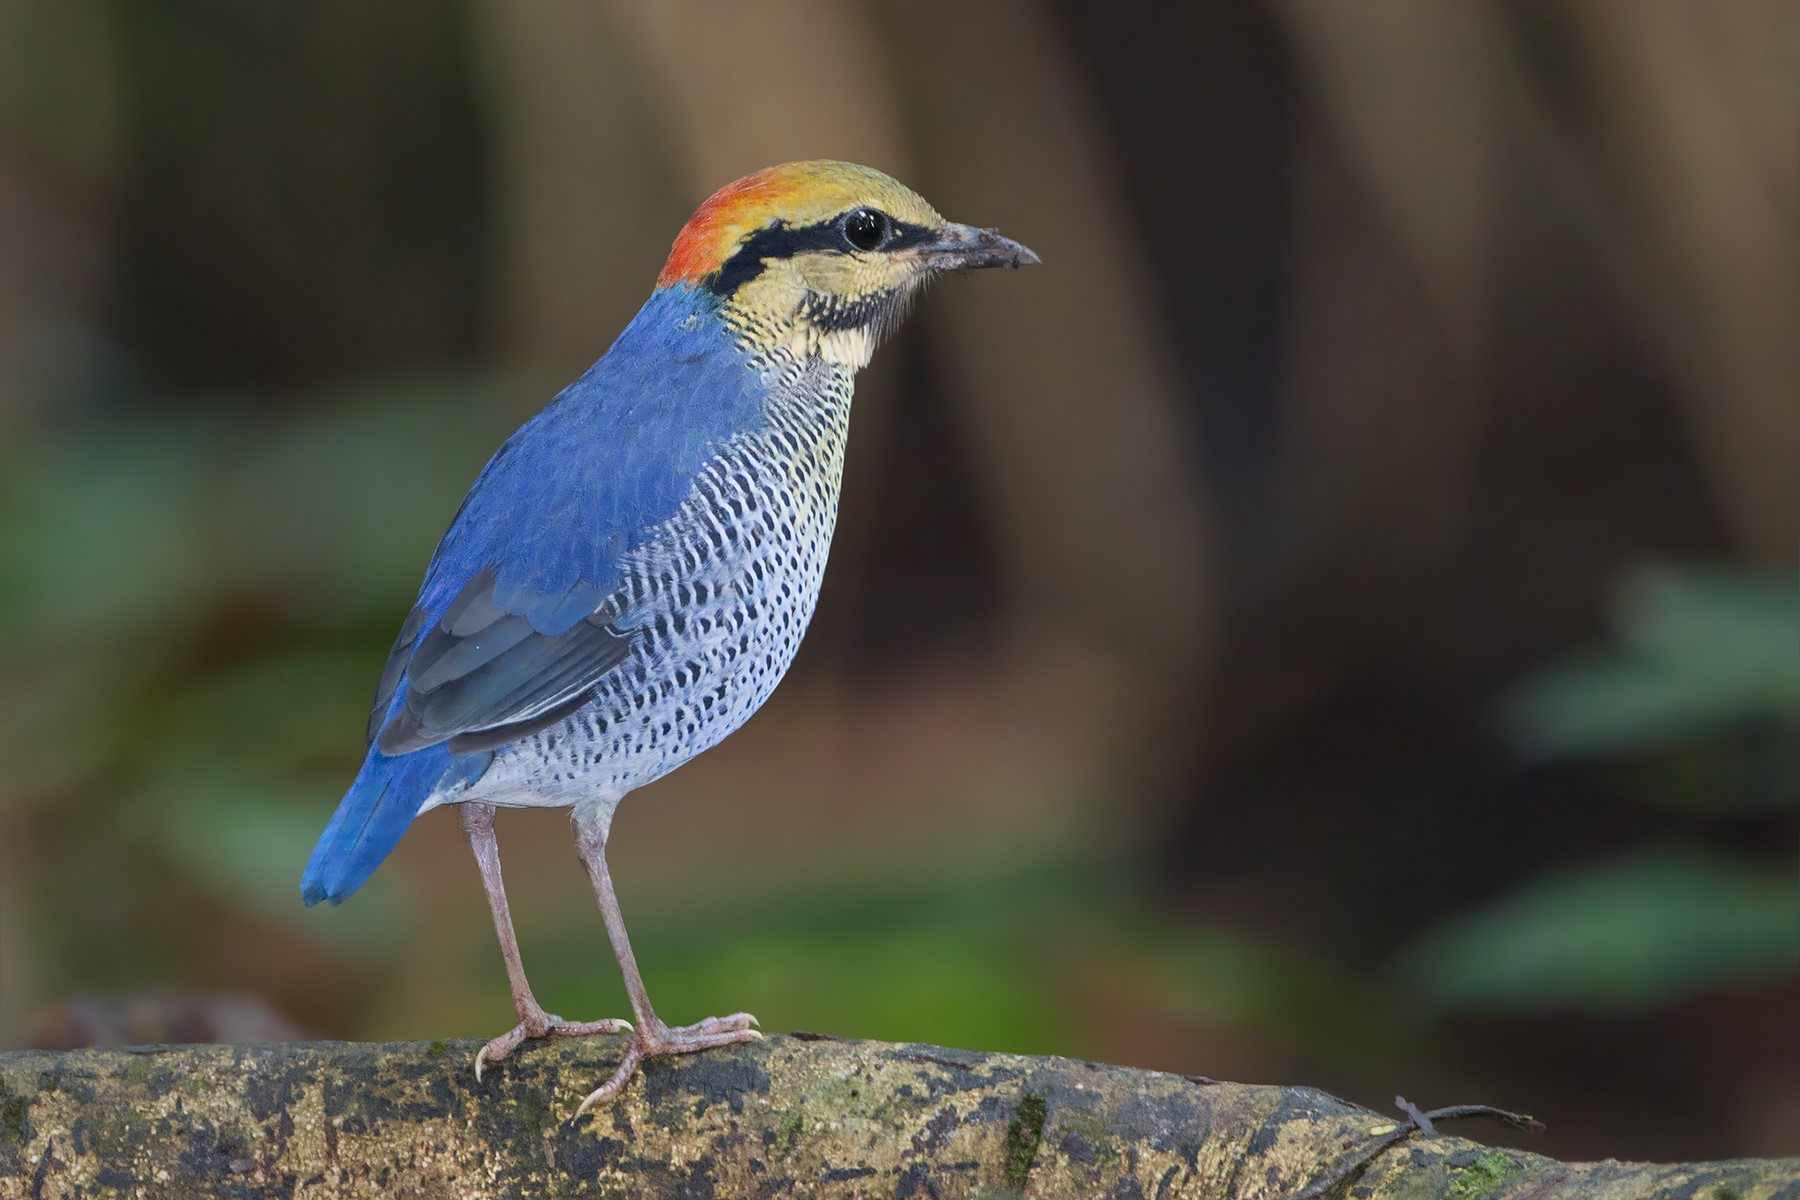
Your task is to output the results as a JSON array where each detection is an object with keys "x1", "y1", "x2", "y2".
[
  {"x1": 304, "y1": 286, "x2": 764, "y2": 906},
  {"x1": 372, "y1": 285, "x2": 765, "y2": 755}
]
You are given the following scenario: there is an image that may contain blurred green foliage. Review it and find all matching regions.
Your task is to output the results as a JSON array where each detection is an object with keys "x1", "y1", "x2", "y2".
[
  {"x1": 1399, "y1": 567, "x2": 1799, "y2": 1013},
  {"x1": 0, "y1": 379, "x2": 515, "y2": 993},
  {"x1": 1401, "y1": 846, "x2": 1796, "y2": 1013},
  {"x1": 1502, "y1": 569, "x2": 1797, "y2": 806}
]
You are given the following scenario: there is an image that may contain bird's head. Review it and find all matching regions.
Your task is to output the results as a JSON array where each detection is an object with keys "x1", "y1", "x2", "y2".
[{"x1": 657, "y1": 160, "x2": 1038, "y2": 369}]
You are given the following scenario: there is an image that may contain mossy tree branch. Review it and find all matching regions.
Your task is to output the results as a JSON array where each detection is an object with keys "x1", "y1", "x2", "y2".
[{"x1": 1, "y1": 1035, "x2": 1793, "y2": 1198}]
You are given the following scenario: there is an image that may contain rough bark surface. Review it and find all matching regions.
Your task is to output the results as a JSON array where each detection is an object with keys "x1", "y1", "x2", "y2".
[{"x1": 0, "y1": 1035, "x2": 1793, "y2": 1198}]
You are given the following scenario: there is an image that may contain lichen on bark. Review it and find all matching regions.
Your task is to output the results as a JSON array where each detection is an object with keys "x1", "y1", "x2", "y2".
[{"x1": 1, "y1": 1035, "x2": 1795, "y2": 1198}]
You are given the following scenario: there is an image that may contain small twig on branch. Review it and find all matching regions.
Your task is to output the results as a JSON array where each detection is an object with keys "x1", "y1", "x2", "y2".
[{"x1": 1292, "y1": 1094, "x2": 1546, "y2": 1200}]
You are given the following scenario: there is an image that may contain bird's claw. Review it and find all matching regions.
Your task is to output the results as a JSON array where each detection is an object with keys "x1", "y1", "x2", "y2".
[
  {"x1": 574, "y1": 1042, "x2": 646, "y2": 1118},
  {"x1": 572, "y1": 1014, "x2": 763, "y2": 1119},
  {"x1": 688, "y1": 1011, "x2": 758, "y2": 1034},
  {"x1": 474, "y1": 1012, "x2": 632, "y2": 1082}
]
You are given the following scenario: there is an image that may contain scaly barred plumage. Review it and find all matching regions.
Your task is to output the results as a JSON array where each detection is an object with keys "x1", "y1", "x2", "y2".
[{"x1": 301, "y1": 160, "x2": 1037, "y2": 1112}]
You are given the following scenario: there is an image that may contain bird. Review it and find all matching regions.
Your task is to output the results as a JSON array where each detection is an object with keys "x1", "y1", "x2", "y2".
[{"x1": 300, "y1": 160, "x2": 1038, "y2": 1112}]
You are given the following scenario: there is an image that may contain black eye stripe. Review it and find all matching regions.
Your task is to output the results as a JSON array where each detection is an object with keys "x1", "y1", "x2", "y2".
[
  {"x1": 888, "y1": 223, "x2": 935, "y2": 250},
  {"x1": 707, "y1": 214, "x2": 937, "y2": 296}
]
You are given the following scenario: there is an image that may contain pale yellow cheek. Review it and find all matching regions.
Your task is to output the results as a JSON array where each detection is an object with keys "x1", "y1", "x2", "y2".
[
  {"x1": 730, "y1": 258, "x2": 912, "y2": 324},
  {"x1": 796, "y1": 254, "x2": 915, "y2": 301},
  {"x1": 730, "y1": 269, "x2": 809, "y2": 328}
]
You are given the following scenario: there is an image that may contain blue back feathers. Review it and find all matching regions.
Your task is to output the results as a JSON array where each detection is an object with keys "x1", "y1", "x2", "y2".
[{"x1": 301, "y1": 285, "x2": 768, "y2": 905}]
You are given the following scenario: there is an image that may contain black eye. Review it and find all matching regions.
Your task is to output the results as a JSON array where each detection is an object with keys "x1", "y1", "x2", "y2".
[{"x1": 839, "y1": 208, "x2": 891, "y2": 252}]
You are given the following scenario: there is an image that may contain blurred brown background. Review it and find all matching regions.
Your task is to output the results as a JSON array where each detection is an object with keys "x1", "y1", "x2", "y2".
[{"x1": 1, "y1": 0, "x2": 1795, "y2": 1163}]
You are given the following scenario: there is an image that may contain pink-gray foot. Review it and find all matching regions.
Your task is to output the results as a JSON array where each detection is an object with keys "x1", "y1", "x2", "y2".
[
  {"x1": 574, "y1": 1012, "x2": 761, "y2": 1115},
  {"x1": 474, "y1": 1002, "x2": 633, "y2": 1081}
]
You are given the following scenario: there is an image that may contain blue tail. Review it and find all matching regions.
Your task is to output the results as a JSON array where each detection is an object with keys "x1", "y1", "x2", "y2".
[{"x1": 302, "y1": 745, "x2": 479, "y2": 906}]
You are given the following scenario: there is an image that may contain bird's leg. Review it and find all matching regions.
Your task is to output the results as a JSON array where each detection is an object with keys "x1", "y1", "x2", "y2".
[
  {"x1": 570, "y1": 811, "x2": 759, "y2": 1115},
  {"x1": 461, "y1": 803, "x2": 631, "y2": 1081}
]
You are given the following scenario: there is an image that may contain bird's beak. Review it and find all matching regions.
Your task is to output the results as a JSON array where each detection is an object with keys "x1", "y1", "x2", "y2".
[{"x1": 913, "y1": 222, "x2": 1041, "y2": 271}]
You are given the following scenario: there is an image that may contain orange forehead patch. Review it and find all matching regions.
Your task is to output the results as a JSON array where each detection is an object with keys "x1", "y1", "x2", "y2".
[{"x1": 657, "y1": 165, "x2": 820, "y2": 288}]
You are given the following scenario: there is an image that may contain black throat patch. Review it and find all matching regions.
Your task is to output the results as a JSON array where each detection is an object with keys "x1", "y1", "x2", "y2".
[{"x1": 798, "y1": 288, "x2": 915, "y2": 343}]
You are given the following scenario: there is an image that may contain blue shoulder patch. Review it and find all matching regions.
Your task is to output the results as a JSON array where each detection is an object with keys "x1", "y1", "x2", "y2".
[{"x1": 417, "y1": 285, "x2": 764, "y2": 633}]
